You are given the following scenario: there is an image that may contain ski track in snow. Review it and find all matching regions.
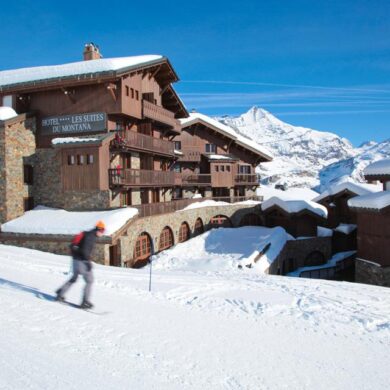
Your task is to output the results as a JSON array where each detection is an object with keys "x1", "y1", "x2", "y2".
[{"x1": 1, "y1": 245, "x2": 390, "y2": 389}]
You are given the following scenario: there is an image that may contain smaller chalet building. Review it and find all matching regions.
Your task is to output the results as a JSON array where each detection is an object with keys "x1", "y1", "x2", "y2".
[
  {"x1": 261, "y1": 197, "x2": 328, "y2": 238},
  {"x1": 314, "y1": 182, "x2": 379, "y2": 228},
  {"x1": 173, "y1": 113, "x2": 272, "y2": 200},
  {"x1": 348, "y1": 159, "x2": 390, "y2": 287}
]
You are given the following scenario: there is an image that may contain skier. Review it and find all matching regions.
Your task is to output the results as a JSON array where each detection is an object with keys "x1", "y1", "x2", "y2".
[{"x1": 55, "y1": 220, "x2": 106, "y2": 309}]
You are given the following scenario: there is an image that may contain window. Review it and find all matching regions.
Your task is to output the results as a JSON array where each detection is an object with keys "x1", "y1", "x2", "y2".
[
  {"x1": 173, "y1": 164, "x2": 181, "y2": 173},
  {"x1": 87, "y1": 154, "x2": 94, "y2": 165},
  {"x1": 226, "y1": 165, "x2": 231, "y2": 172},
  {"x1": 239, "y1": 165, "x2": 251, "y2": 174},
  {"x1": 23, "y1": 164, "x2": 33, "y2": 185},
  {"x1": 178, "y1": 222, "x2": 190, "y2": 243},
  {"x1": 131, "y1": 88, "x2": 134, "y2": 98},
  {"x1": 205, "y1": 144, "x2": 216, "y2": 153},
  {"x1": 125, "y1": 86, "x2": 129, "y2": 96},
  {"x1": 210, "y1": 215, "x2": 232, "y2": 228},
  {"x1": 68, "y1": 155, "x2": 75, "y2": 165},
  {"x1": 23, "y1": 197, "x2": 34, "y2": 212},
  {"x1": 159, "y1": 227, "x2": 174, "y2": 251},
  {"x1": 135, "y1": 90, "x2": 139, "y2": 100},
  {"x1": 77, "y1": 155, "x2": 84, "y2": 165},
  {"x1": 221, "y1": 165, "x2": 225, "y2": 172},
  {"x1": 215, "y1": 165, "x2": 219, "y2": 172},
  {"x1": 174, "y1": 141, "x2": 182, "y2": 150}
]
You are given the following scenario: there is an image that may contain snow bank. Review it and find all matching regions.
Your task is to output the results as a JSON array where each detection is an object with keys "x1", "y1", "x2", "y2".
[
  {"x1": 334, "y1": 223, "x2": 357, "y2": 235},
  {"x1": 262, "y1": 196, "x2": 328, "y2": 218},
  {"x1": 1, "y1": 206, "x2": 138, "y2": 236},
  {"x1": 314, "y1": 181, "x2": 380, "y2": 202},
  {"x1": 364, "y1": 158, "x2": 390, "y2": 176},
  {"x1": 348, "y1": 191, "x2": 390, "y2": 210},
  {"x1": 0, "y1": 106, "x2": 17, "y2": 121},
  {"x1": 152, "y1": 226, "x2": 289, "y2": 273},
  {"x1": 0, "y1": 55, "x2": 163, "y2": 87},
  {"x1": 0, "y1": 245, "x2": 389, "y2": 389},
  {"x1": 178, "y1": 199, "x2": 229, "y2": 211}
]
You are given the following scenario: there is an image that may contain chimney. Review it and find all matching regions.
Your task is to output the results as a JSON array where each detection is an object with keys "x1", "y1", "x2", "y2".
[{"x1": 83, "y1": 43, "x2": 102, "y2": 61}]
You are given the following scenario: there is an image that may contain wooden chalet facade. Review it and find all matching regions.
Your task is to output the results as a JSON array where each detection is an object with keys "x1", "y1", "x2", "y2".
[
  {"x1": 347, "y1": 160, "x2": 390, "y2": 287},
  {"x1": 0, "y1": 44, "x2": 188, "y2": 214},
  {"x1": 173, "y1": 113, "x2": 272, "y2": 200}
]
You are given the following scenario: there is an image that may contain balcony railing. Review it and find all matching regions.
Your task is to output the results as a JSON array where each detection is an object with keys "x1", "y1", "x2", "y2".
[
  {"x1": 181, "y1": 173, "x2": 212, "y2": 186},
  {"x1": 176, "y1": 151, "x2": 202, "y2": 162},
  {"x1": 109, "y1": 168, "x2": 176, "y2": 187},
  {"x1": 112, "y1": 131, "x2": 175, "y2": 157},
  {"x1": 234, "y1": 174, "x2": 261, "y2": 185},
  {"x1": 142, "y1": 100, "x2": 181, "y2": 132}
]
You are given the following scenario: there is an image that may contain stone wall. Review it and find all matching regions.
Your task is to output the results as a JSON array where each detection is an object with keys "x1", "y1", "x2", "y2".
[
  {"x1": 0, "y1": 235, "x2": 108, "y2": 265},
  {"x1": 355, "y1": 258, "x2": 390, "y2": 287},
  {"x1": 119, "y1": 203, "x2": 262, "y2": 266},
  {"x1": 268, "y1": 237, "x2": 332, "y2": 275},
  {"x1": 33, "y1": 148, "x2": 112, "y2": 210},
  {"x1": 0, "y1": 115, "x2": 36, "y2": 223}
]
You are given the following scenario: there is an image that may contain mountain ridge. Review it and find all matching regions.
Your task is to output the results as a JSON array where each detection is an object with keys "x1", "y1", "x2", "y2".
[{"x1": 217, "y1": 106, "x2": 389, "y2": 190}]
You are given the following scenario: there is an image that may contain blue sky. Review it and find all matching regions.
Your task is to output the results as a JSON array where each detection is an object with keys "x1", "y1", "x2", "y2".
[{"x1": 1, "y1": 0, "x2": 389, "y2": 146}]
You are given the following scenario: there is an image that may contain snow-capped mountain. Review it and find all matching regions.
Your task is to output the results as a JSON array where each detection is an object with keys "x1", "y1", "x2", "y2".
[
  {"x1": 318, "y1": 139, "x2": 390, "y2": 192},
  {"x1": 218, "y1": 107, "x2": 367, "y2": 189}
]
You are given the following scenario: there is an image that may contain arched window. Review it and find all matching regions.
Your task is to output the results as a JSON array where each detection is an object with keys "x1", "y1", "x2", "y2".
[
  {"x1": 194, "y1": 218, "x2": 204, "y2": 236},
  {"x1": 210, "y1": 215, "x2": 232, "y2": 228},
  {"x1": 159, "y1": 226, "x2": 174, "y2": 251},
  {"x1": 239, "y1": 213, "x2": 261, "y2": 227},
  {"x1": 133, "y1": 232, "x2": 152, "y2": 268},
  {"x1": 304, "y1": 251, "x2": 325, "y2": 267},
  {"x1": 178, "y1": 222, "x2": 190, "y2": 243}
]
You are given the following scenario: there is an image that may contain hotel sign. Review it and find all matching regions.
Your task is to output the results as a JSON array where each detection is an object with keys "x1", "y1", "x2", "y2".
[{"x1": 41, "y1": 112, "x2": 107, "y2": 135}]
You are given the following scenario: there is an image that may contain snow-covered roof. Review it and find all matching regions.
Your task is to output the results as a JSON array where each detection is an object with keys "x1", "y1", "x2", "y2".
[
  {"x1": 0, "y1": 106, "x2": 17, "y2": 121},
  {"x1": 334, "y1": 223, "x2": 357, "y2": 235},
  {"x1": 364, "y1": 159, "x2": 390, "y2": 176},
  {"x1": 262, "y1": 196, "x2": 328, "y2": 218},
  {"x1": 179, "y1": 112, "x2": 273, "y2": 161},
  {"x1": 314, "y1": 181, "x2": 380, "y2": 203},
  {"x1": 348, "y1": 191, "x2": 390, "y2": 211},
  {"x1": 1, "y1": 206, "x2": 139, "y2": 236},
  {"x1": 0, "y1": 55, "x2": 164, "y2": 90},
  {"x1": 52, "y1": 137, "x2": 100, "y2": 145},
  {"x1": 206, "y1": 154, "x2": 237, "y2": 161},
  {"x1": 152, "y1": 225, "x2": 289, "y2": 273},
  {"x1": 174, "y1": 149, "x2": 184, "y2": 156}
]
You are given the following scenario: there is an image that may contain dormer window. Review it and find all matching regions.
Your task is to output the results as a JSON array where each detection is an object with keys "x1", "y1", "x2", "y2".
[{"x1": 205, "y1": 144, "x2": 216, "y2": 153}]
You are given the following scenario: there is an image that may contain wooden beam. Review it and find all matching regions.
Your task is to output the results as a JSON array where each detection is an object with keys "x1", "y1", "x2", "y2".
[
  {"x1": 61, "y1": 88, "x2": 76, "y2": 104},
  {"x1": 159, "y1": 84, "x2": 170, "y2": 96},
  {"x1": 106, "y1": 83, "x2": 117, "y2": 102},
  {"x1": 149, "y1": 65, "x2": 161, "y2": 80}
]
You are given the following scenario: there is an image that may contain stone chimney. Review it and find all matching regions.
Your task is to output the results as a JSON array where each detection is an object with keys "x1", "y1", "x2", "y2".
[{"x1": 83, "y1": 43, "x2": 102, "y2": 61}]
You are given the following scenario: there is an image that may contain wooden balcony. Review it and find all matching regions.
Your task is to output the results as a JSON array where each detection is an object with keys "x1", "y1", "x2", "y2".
[
  {"x1": 142, "y1": 100, "x2": 181, "y2": 132},
  {"x1": 211, "y1": 172, "x2": 234, "y2": 188},
  {"x1": 109, "y1": 168, "x2": 175, "y2": 187},
  {"x1": 234, "y1": 174, "x2": 261, "y2": 185},
  {"x1": 181, "y1": 173, "x2": 212, "y2": 186},
  {"x1": 176, "y1": 150, "x2": 202, "y2": 162},
  {"x1": 112, "y1": 131, "x2": 175, "y2": 157}
]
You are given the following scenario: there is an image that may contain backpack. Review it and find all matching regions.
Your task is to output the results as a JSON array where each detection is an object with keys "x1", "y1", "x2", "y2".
[{"x1": 70, "y1": 232, "x2": 85, "y2": 258}]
